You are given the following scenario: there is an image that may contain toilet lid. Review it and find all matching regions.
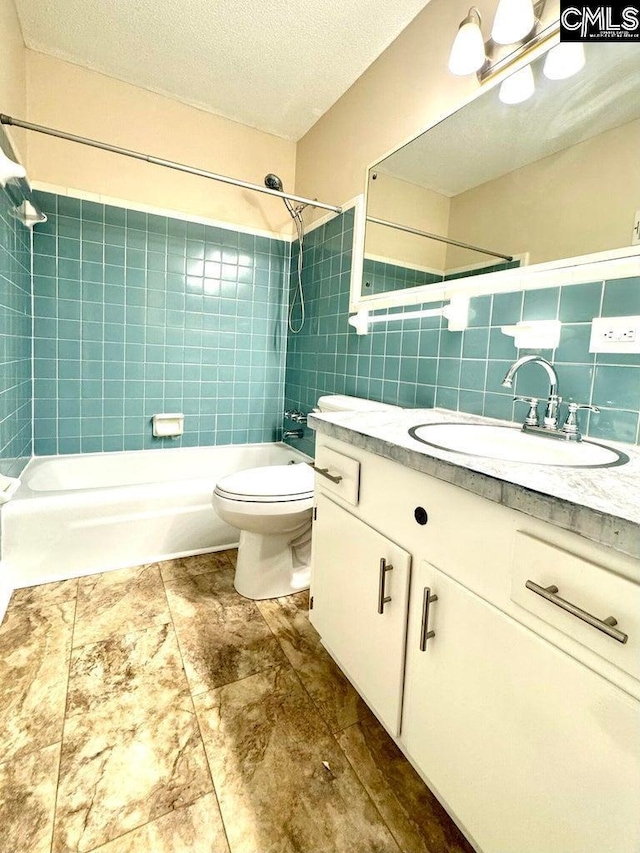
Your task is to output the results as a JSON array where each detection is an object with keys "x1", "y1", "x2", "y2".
[{"x1": 214, "y1": 463, "x2": 314, "y2": 503}]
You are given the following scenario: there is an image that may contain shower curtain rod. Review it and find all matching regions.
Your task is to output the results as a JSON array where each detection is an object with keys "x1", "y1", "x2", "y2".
[
  {"x1": 0, "y1": 114, "x2": 343, "y2": 215},
  {"x1": 366, "y1": 215, "x2": 514, "y2": 262}
]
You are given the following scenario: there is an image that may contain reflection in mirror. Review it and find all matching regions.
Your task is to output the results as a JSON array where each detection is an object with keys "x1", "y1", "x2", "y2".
[{"x1": 362, "y1": 42, "x2": 640, "y2": 301}]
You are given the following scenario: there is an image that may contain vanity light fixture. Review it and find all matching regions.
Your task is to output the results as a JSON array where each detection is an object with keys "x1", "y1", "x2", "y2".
[
  {"x1": 0, "y1": 147, "x2": 26, "y2": 188},
  {"x1": 491, "y1": 0, "x2": 535, "y2": 45},
  {"x1": 543, "y1": 42, "x2": 585, "y2": 80},
  {"x1": 499, "y1": 64, "x2": 535, "y2": 104},
  {"x1": 449, "y1": 0, "x2": 561, "y2": 87},
  {"x1": 448, "y1": 7, "x2": 486, "y2": 76}
]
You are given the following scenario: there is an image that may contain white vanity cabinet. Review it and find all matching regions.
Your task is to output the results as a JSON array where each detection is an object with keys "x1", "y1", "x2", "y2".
[
  {"x1": 309, "y1": 434, "x2": 640, "y2": 853},
  {"x1": 310, "y1": 491, "x2": 411, "y2": 735},
  {"x1": 403, "y1": 559, "x2": 640, "y2": 853}
]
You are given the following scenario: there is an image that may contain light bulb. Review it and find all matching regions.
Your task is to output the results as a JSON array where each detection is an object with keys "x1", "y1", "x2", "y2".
[
  {"x1": 491, "y1": 0, "x2": 535, "y2": 45},
  {"x1": 499, "y1": 64, "x2": 535, "y2": 104},
  {"x1": 449, "y1": 7, "x2": 486, "y2": 76},
  {"x1": 0, "y1": 148, "x2": 26, "y2": 188},
  {"x1": 543, "y1": 43, "x2": 585, "y2": 80}
]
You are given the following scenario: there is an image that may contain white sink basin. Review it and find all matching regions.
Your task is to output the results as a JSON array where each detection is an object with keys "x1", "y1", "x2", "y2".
[{"x1": 409, "y1": 423, "x2": 629, "y2": 468}]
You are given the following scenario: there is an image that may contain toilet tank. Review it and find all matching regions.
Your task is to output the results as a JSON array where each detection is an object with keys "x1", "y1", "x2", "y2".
[{"x1": 316, "y1": 395, "x2": 400, "y2": 413}]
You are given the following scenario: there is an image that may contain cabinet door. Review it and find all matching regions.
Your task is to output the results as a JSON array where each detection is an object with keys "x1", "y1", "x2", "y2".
[
  {"x1": 402, "y1": 560, "x2": 640, "y2": 853},
  {"x1": 310, "y1": 492, "x2": 411, "y2": 735}
]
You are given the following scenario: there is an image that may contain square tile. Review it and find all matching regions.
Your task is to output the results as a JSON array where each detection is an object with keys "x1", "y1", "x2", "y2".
[
  {"x1": 164, "y1": 565, "x2": 285, "y2": 694},
  {"x1": 0, "y1": 742, "x2": 61, "y2": 853},
  {"x1": 257, "y1": 592, "x2": 370, "y2": 732},
  {"x1": 338, "y1": 715, "x2": 474, "y2": 853},
  {"x1": 88, "y1": 795, "x2": 229, "y2": 853},
  {"x1": 0, "y1": 601, "x2": 75, "y2": 761},
  {"x1": 73, "y1": 564, "x2": 170, "y2": 648},
  {"x1": 194, "y1": 666, "x2": 399, "y2": 853}
]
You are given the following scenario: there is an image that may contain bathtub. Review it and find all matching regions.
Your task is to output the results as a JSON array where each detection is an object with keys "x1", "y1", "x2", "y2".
[{"x1": 1, "y1": 442, "x2": 310, "y2": 590}]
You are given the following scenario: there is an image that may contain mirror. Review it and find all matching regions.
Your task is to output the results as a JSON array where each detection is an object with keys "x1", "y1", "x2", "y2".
[{"x1": 359, "y1": 43, "x2": 640, "y2": 304}]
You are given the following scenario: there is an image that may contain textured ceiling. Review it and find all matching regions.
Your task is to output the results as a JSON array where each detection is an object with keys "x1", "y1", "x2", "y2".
[{"x1": 14, "y1": 0, "x2": 431, "y2": 140}]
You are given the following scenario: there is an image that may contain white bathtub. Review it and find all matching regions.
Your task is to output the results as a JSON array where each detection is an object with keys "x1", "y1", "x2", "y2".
[{"x1": 1, "y1": 442, "x2": 310, "y2": 590}]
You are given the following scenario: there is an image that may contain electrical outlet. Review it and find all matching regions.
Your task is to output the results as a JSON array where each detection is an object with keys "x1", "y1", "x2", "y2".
[
  {"x1": 590, "y1": 316, "x2": 640, "y2": 353},
  {"x1": 633, "y1": 210, "x2": 640, "y2": 246}
]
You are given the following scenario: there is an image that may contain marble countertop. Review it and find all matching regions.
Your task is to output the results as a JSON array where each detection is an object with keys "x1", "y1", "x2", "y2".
[{"x1": 308, "y1": 408, "x2": 640, "y2": 561}]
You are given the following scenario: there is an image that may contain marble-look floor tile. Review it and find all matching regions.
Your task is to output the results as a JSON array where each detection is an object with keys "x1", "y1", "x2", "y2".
[
  {"x1": 0, "y1": 601, "x2": 74, "y2": 761},
  {"x1": 66, "y1": 623, "x2": 189, "y2": 717},
  {"x1": 337, "y1": 715, "x2": 475, "y2": 853},
  {"x1": 89, "y1": 794, "x2": 230, "y2": 853},
  {"x1": 257, "y1": 591, "x2": 370, "y2": 732},
  {"x1": 157, "y1": 550, "x2": 234, "y2": 583},
  {"x1": 53, "y1": 700, "x2": 212, "y2": 853},
  {"x1": 54, "y1": 623, "x2": 212, "y2": 853},
  {"x1": 73, "y1": 564, "x2": 170, "y2": 648},
  {"x1": 9, "y1": 577, "x2": 79, "y2": 610},
  {"x1": 165, "y1": 566, "x2": 285, "y2": 694},
  {"x1": 0, "y1": 741, "x2": 61, "y2": 853},
  {"x1": 194, "y1": 665, "x2": 400, "y2": 853}
]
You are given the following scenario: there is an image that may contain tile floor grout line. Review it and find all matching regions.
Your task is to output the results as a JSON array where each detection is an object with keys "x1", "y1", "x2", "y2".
[
  {"x1": 330, "y1": 722, "x2": 407, "y2": 853},
  {"x1": 256, "y1": 594, "x2": 407, "y2": 852},
  {"x1": 79, "y1": 792, "x2": 221, "y2": 853},
  {"x1": 158, "y1": 555, "x2": 234, "y2": 853},
  {"x1": 256, "y1": 593, "x2": 371, "y2": 736},
  {"x1": 48, "y1": 577, "x2": 80, "y2": 853}
]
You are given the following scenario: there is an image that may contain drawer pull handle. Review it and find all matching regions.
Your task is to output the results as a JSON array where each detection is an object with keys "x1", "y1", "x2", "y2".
[
  {"x1": 420, "y1": 586, "x2": 438, "y2": 650},
  {"x1": 308, "y1": 463, "x2": 343, "y2": 484},
  {"x1": 525, "y1": 580, "x2": 628, "y2": 645},
  {"x1": 378, "y1": 558, "x2": 393, "y2": 614}
]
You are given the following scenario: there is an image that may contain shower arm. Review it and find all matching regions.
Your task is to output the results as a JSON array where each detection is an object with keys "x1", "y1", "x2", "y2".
[{"x1": 0, "y1": 113, "x2": 343, "y2": 215}]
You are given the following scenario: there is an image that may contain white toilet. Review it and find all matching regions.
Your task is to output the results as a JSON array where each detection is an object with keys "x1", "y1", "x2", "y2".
[{"x1": 212, "y1": 394, "x2": 399, "y2": 600}]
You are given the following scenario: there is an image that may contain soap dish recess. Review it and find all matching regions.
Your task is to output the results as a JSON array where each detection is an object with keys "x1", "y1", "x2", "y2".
[{"x1": 152, "y1": 413, "x2": 184, "y2": 438}]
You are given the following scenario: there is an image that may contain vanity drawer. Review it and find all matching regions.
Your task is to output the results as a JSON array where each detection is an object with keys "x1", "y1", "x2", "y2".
[
  {"x1": 313, "y1": 446, "x2": 361, "y2": 506},
  {"x1": 511, "y1": 531, "x2": 639, "y2": 684}
]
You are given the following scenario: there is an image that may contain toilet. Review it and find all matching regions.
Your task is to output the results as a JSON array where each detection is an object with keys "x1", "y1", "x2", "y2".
[{"x1": 212, "y1": 394, "x2": 399, "y2": 600}]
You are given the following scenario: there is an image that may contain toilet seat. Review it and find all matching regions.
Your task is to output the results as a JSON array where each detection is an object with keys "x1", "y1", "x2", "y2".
[{"x1": 214, "y1": 463, "x2": 314, "y2": 503}]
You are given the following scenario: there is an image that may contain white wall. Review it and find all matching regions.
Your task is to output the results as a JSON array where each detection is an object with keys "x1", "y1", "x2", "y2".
[
  {"x1": 295, "y1": 0, "x2": 506, "y2": 218},
  {"x1": 25, "y1": 51, "x2": 297, "y2": 235},
  {"x1": 0, "y1": 0, "x2": 26, "y2": 159},
  {"x1": 365, "y1": 171, "x2": 450, "y2": 271},
  {"x1": 446, "y1": 118, "x2": 640, "y2": 268}
]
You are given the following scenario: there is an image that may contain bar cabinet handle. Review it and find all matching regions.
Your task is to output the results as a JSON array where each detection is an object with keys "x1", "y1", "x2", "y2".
[{"x1": 525, "y1": 580, "x2": 628, "y2": 644}]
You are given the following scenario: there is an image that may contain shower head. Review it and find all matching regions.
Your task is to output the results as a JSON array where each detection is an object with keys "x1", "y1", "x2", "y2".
[{"x1": 264, "y1": 173, "x2": 284, "y2": 192}]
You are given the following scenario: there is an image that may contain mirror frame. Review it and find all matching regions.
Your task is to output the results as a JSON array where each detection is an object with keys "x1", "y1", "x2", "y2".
[{"x1": 349, "y1": 38, "x2": 640, "y2": 315}]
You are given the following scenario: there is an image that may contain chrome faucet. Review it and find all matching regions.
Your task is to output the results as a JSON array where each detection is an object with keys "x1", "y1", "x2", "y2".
[
  {"x1": 501, "y1": 355, "x2": 599, "y2": 441},
  {"x1": 502, "y1": 355, "x2": 561, "y2": 429}
]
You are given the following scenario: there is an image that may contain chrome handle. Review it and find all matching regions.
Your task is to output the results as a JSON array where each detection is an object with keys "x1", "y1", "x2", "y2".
[
  {"x1": 308, "y1": 463, "x2": 342, "y2": 484},
  {"x1": 419, "y1": 586, "x2": 438, "y2": 650},
  {"x1": 513, "y1": 397, "x2": 540, "y2": 427},
  {"x1": 525, "y1": 580, "x2": 628, "y2": 644},
  {"x1": 562, "y1": 403, "x2": 600, "y2": 435},
  {"x1": 378, "y1": 557, "x2": 393, "y2": 614}
]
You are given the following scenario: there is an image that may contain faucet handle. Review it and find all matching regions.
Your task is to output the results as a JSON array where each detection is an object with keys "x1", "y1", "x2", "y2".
[
  {"x1": 561, "y1": 402, "x2": 600, "y2": 436},
  {"x1": 514, "y1": 396, "x2": 540, "y2": 427}
]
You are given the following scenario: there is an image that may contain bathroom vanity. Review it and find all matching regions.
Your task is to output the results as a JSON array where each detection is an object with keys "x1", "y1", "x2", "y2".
[{"x1": 308, "y1": 408, "x2": 640, "y2": 853}]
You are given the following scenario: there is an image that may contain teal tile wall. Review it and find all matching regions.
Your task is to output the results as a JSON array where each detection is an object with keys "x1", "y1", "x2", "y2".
[
  {"x1": 32, "y1": 192, "x2": 288, "y2": 454},
  {"x1": 362, "y1": 258, "x2": 442, "y2": 295},
  {"x1": 284, "y1": 211, "x2": 640, "y2": 456},
  {"x1": 0, "y1": 181, "x2": 32, "y2": 478}
]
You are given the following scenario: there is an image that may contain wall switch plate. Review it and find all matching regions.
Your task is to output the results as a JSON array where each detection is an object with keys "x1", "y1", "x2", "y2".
[
  {"x1": 589, "y1": 316, "x2": 640, "y2": 353},
  {"x1": 633, "y1": 210, "x2": 640, "y2": 246}
]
